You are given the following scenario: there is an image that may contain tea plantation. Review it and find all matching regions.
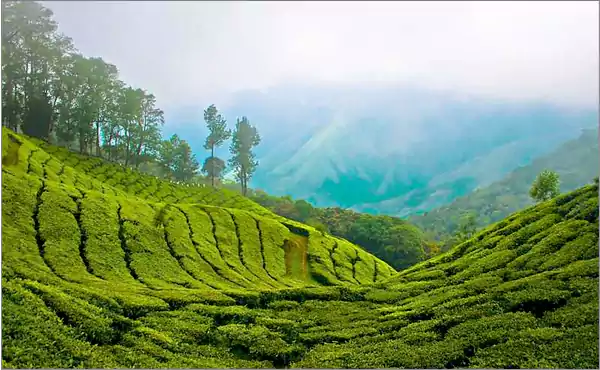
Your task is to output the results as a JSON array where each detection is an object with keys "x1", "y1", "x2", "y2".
[{"x1": 2, "y1": 128, "x2": 598, "y2": 368}]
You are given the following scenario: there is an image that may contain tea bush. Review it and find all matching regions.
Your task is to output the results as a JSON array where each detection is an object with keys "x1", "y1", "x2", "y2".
[{"x1": 2, "y1": 128, "x2": 598, "y2": 368}]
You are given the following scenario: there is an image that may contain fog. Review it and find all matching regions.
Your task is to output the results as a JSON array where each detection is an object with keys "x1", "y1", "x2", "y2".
[{"x1": 45, "y1": 1, "x2": 599, "y2": 111}]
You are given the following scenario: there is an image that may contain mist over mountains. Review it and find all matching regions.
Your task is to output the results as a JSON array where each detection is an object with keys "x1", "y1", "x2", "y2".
[{"x1": 169, "y1": 83, "x2": 598, "y2": 216}]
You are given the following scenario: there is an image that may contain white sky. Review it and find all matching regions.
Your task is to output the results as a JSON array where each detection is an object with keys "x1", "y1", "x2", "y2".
[{"x1": 44, "y1": 1, "x2": 599, "y2": 111}]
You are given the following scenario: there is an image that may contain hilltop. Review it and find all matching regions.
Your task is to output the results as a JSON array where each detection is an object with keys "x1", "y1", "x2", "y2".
[{"x1": 2, "y1": 127, "x2": 598, "y2": 368}]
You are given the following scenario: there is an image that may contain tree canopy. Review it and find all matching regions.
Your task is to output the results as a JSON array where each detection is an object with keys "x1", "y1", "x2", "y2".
[
  {"x1": 203, "y1": 104, "x2": 231, "y2": 187},
  {"x1": 1, "y1": 1, "x2": 263, "y2": 188},
  {"x1": 229, "y1": 117, "x2": 261, "y2": 196},
  {"x1": 530, "y1": 169, "x2": 560, "y2": 203}
]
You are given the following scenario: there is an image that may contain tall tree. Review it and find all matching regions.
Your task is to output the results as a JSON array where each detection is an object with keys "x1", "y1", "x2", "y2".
[
  {"x1": 203, "y1": 104, "x2": 231, "y2": 187},
  {"x1": 1, "y1": 0, "x2": 74, "y2": 138},
  {"x1": 158, "y1": 134, "x2": 181, "y2": 179},
  {"x1": 117, "y1": 87, "x2": 145, "y2": 165},
  {"x1": 530, "y1": 169, "x2": 560, "y2": 203},
  {"x1": 1, "y1": 1, "x2": 193, "y2": 183},
  {"x1": 229, "y1": 116, "x2": 260, "y2": 196},
  {"x1": 132, "y1": 92, "x2": 164, "y2": 168}
]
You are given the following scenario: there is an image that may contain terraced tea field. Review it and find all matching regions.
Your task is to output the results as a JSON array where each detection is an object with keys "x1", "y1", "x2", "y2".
[{"x1": 2, "y1": 128, "x2": 599, "y2": 368}]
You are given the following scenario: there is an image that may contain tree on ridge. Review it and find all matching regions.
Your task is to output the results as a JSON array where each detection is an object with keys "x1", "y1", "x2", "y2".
[
  {"x1": 203, "y1": 104, "x2": 231, "y2": 187},
  {"x1": 229, "y1": 116, "x2": 260, "y2": 196},
  {"x1": 529, "y1": 169, "x2": 560, "y2": 203}
]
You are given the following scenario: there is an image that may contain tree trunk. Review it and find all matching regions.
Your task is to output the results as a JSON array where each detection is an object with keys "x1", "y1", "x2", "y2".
[
  {"x1": 135, "y1": 135, "x2": 145, "y2": 169},
  {"x1": 107, "y1": 131, "x2": 114, "y2": 161},
  {"x1": 125, "y1": 134, "x2": 130, "y2": 166},
  {"x1": 241, "y1": 165, "x2": 247, "y2": 196},
  {"x1": 79, "y1": 127, "x2": 85, "y2": 154},
  {"x1": 95, "y1": 122, "x2": 101, "y2": 157},
  {"x1": 211, "y1": 145, "x2": 215, "y2": 187},
  {"x1": 125, "y1": 127, "x2": 133, "y2": 166},
  {"x1": 3, "y1": 76, "x2": 17, "y2": 130}
]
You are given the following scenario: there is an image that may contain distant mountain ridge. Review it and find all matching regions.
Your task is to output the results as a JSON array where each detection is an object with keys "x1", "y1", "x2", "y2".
[
  {"x1": 409, "y1": 127, "x2": 599, "y2": 240},
  {"x1": 211, "y1": 83, "x2": 598, "y2": 215}
]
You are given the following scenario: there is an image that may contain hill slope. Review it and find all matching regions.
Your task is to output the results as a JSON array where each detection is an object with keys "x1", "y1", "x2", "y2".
[
  {"x1": 2, "y1": 128, "x2": 598, "y2": 368},
  {"x1": 1, "y1": 129, "x2": 395, "y2": 292},
  {"x1": 410, "y1": 127, "x2": 599, "y2": 241},
  {"x1": 248, "y1": 189, "x2": 432, "y2": 270}
]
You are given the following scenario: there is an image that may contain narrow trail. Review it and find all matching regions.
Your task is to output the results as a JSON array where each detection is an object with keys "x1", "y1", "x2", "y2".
[
  {"x1": 373, "y1": 260, "x2": 379, "y2": 283},
  {"x1": 40, "y1": 155, "x2": 52, "y2": 180},
  {"x1": 26, "y1": 148, "x2": 39, "y2": 174},
  {"x1": 182, "y1": 206, "x2": 251, "y2": 289},
  {"x1": 329, "y1": 240, "x2": 342, "y2": 282},
  {"x1": 351, "y1": 249, "x2": 360, "y2": 284},
  {"x1": 116, "y1": 203, "x2": 147, "y2": 288},
  {"x1": 202, "y1": 208, "x2": 256, "y2": 284}
]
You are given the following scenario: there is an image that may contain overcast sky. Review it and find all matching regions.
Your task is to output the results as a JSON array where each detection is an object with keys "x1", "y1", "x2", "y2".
[{"x1": 44, "y1": 1, "x2": 599, "y2": 111}]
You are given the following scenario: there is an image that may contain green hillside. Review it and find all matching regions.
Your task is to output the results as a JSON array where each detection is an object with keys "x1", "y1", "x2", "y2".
[
  {"x1": 410, "y1": 128, "x2": 599, "y2": 243},
  {"x1": 2, "y1": 127, "x2": 599, "y2": 368},
  {"x1": 2, "y1": 128, "x2": 396, "y2": 290},
  {"x1": 248, "y1": 190, "x2": 435, "y2": 270}
]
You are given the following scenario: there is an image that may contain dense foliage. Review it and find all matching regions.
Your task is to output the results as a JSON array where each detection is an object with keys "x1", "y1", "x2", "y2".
[
  {"x1": 530, "y1": 170, "x2": 560, "y2": 203},
  {"x1": 202, "y1": 105, "x2": 231, "y2": 186},
  {"x1": 229, "y1": 117, "x2": 261, "y2": 196},
  {"x1": 410, "y1": 128, "x2": 599, "y2": 244},
  {"x1": 2, "y1": 2, "x2": 598, "y2": 368},
  {"x1": 1, "y1": 1, "x2": 260, "y2": 190},
  {"x1": 3, "y1": 129, "x2": 598, "y2": 369},
  {"x1": 249, "y1": 190, "x2": 438, "y2": 270}
]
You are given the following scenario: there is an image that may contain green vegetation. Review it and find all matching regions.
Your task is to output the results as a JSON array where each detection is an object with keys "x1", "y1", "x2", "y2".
[
  {"x1": 203, "y1": 105, "x2": 231, "y2": 187},
  {"x1": 530, "y1": 170, "x2": 560, "y2": 203},
  {"x1": 249, "y1": 190, "x2": 434, "y2": 270},
  {"x1": 410, "y1": 128, "x2": 599, "y2": 245},
  {"x1": 3, "y1": 128, "x2": 598, "y2": 368},
  {"x1": 1, "y1": 1, "x2": 260, "y2": 191},
  {"x1": 229, "y1": 117, "x2": 261, "y2": 196},
  {"x1": 2, "y1": 2, "x2": 597, "y2": 368}
]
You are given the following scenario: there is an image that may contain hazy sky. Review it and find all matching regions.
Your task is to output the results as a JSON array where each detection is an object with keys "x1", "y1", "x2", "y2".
[{"x1": 44, "y1": 1, "x2": 599, "y2": 111}]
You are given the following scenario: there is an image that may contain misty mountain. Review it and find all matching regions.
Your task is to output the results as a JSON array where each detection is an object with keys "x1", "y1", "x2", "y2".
[
  {"x1": 409, "y1": 127, "x2": 599, "y2": 240},
  {"x1": 175, "y1": 83, "x2": 598, "y2": 215}
]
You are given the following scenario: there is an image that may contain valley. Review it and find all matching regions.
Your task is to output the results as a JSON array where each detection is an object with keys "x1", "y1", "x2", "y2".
[
  {"x1": 220, "y1": 85, "x2": 598, "y2": 215},
  {"x1": 2, "y1": 1, "x2": 598, "y2": 368},
  {"x1": 2, "y1": 128, "x2": 599, "y2": 368}
]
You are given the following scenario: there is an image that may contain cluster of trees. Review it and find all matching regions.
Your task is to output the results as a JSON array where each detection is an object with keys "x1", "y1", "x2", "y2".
[
  {"x1": 1, "y1": 1, "x2": 261, "y2": 188},
  {"x1": 202, "y1": 105, "x2": 260, "y2": 195},
  {"x1": 250, "y1": 168, "x2": 574, "y2": 268}
]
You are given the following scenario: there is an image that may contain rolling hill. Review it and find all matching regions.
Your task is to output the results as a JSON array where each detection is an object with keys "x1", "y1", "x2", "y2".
[
  {"x1": 1, "y1": 128, "x2": 396, "y2": 293},
  {"x1": 2, "y1": 128, "x2": 598, "y2": 368},
  {"x1": 410, "y1": 127, "x2": 599, "y2": 241}
]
